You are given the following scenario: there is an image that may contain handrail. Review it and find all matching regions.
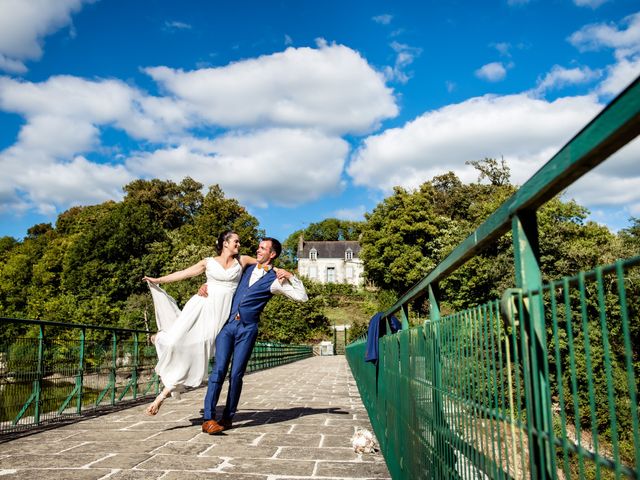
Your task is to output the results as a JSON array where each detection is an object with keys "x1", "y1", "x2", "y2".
[
  {"x1": 0, "y1": 316, "x2": 149, "y2": 334},
  {"x1": 387, "y1": 76, "x2": 640, "y2": 313},
  {"x1": 1, "y1": 317, "x2": 313, "y2": 433},
  {"x1": 347, "y1": 74, "x2": 640, "y2": 479}
]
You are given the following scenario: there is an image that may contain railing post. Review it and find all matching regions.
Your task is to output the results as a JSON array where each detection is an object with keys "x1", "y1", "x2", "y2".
[
  {"x1": 512, "y1": 211, "x2": 554, "y2": 479},
  {"x1": 76, "y1": 327, "x2": 85, "y2": 414},
  {"x1": 111, "y1": 332, "x2": 117, "y2": 405},
  {"x1": 400, "y1": 304, "x2": 409, "y2": 329},
  {"x1": 132, "y1": 332, "x2": 139, "y2": 399},
  {"x1": 34, "y1": 324, "x2": 45, "y2": 425},
  {"x1": 428, "y1": 283, "x2": 457, "y2": 478},
  {"x1": 333, "y1": 324, "x2": 337, "y2": 354}
]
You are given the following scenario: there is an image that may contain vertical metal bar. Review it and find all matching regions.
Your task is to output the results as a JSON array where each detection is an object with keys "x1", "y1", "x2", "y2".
[
  {"x1": 333, "y1": 325, "x2": 337, "y2": 354},
  {"x1": 429, "y1": 284, "x2": 455, "y2": 477},
  {"x1": 563, "y1": 277, "x2": 587, "y2": 478},
  {"x1": 132, "y1": 333, "x2": 139, "y2": 399},
  {"x1": 549, "y1": 281, "x2": 572, "y2": 477},
  {"x1": 344, "y1": 327, "x2": 348, "y2": 353},
  {"x1": 111, "y1": 332, "x2": 117, "y2": 405},
  {"x1": 512, "y1": 211, "x2": 553, "y2": 479},
  {"x1": 615, "y1": 261, "x2": 640, "y2": 473},
  {"x1": 595, "y1": 267, "x2": 622, "y2": 478},
  {"x1": 491, "y1": 302, "x2": 509, "y2": 477},
  {"x1": 400, "y1": 304, "x2": 409, "y2": 330},
  {"x1": 76, "y1": 327, "x2": 85, "y2": 414},
  {"x1": 578, "y1": 271, "x2": 601, "y2": 478},
  {"x1": 34, "y1": 324, "x2": 45, "y2": 426}
]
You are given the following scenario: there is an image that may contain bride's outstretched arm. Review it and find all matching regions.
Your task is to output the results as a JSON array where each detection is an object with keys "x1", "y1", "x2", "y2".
[
  {"x1": 239, "y1": 255, "x2": 258, "y2": 268},
  {"x1": 143, "y1": 259, "x2": 207, "y2": 284}
]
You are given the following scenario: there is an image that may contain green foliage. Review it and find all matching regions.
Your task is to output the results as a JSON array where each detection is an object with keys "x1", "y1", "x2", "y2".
[
  {"x1": 0, "y1": 178, "x2": 266, "y2": 344},
  {"x1": 260, "y1": 281, "x2": 331, "y2": 343}
]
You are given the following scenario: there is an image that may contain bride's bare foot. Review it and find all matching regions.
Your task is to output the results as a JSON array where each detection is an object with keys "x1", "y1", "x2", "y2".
[{"x1": 144, "y1": 394, "x2": 166, "y2": 416}]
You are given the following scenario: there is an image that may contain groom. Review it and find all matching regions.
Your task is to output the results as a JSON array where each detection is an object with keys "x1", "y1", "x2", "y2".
[{"x1": 200, "y1": 237, "x2": 308, "y2": 434}]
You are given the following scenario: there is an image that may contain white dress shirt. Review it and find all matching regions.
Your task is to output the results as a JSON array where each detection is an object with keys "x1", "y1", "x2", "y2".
[{"x1": 249, "y1": 265, "x2": 308, "y2": 302}]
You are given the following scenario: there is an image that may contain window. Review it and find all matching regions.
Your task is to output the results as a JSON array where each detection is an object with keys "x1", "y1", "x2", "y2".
[
  {"x1": 326, "y1": 267, "x2": 336, "y2": 283},
  {"x1": 309, "y1": 266, "x2": 317, "y2": 279},
  {"x1": 346, "y1": 267, "x2": 353, "y2": 279},
  {"x1": 345, "y1": 248, "x2": 353, "y2": 261},
  {"x1": 309, "y1": 248, "x2": 317, "y2": 260}
]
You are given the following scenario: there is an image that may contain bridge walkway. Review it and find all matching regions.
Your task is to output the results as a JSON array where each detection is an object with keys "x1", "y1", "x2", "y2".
[{"x1": 0, "y1": 355, "x2": 389, "y2": 479}]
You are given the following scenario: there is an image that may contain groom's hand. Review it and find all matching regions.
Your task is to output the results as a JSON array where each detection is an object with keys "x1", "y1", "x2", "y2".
[
  {"x1": 198, "y1": 283, "x2": 208, "y2": 297},
  {"x1": 275, "y1": 268, "x2": 293, "y2": 283}
]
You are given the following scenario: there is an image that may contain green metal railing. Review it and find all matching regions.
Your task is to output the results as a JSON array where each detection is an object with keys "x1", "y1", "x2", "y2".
[
  {"x1": 1, "y1": 317, "x2": 313, "y2": 434},
  {"x1": 347, "y1": 75, "x2": 640, "y2": 479}
]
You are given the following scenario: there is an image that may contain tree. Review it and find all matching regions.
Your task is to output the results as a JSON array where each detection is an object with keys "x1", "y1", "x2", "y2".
[
  {"x1": 123, "y1": 177, "x2": 203, "y2": 230},
  {"x1": 465, "y1": 157, "x2": 511, "y2": 186},
  {"x1": 180, "y1": 184, "x2": 261, "y2": 254}
]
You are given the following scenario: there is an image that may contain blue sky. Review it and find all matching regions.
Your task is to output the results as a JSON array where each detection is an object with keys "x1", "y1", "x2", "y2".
[{"x1": 0, "y1": 0, "x2": 639, "y2": 243}]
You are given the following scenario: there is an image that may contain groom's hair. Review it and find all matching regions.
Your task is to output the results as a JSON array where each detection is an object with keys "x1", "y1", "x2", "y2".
[{"x1": 263, "y1": 237, "x2": 282, "y2": 259}]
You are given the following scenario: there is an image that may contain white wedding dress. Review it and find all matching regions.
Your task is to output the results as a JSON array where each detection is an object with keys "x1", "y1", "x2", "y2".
[{"x1": 147, "y1": 258, "x2": 242, "y2": 390}]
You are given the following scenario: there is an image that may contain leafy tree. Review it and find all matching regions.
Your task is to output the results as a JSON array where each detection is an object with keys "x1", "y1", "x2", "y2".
[
  {"x1": 260, "y1": 282, "x2": 331, "y2": 343},
  {"x1": 0, "y1": 236, "x2": 18, "y2": 259},
  {"x1": 465, "y1": 156, "x2": 511, "y2": 186},
  {"x1": 619, "y1": 217, "x2": 640, "y2": 252},
  {"x1": 61, "y1": 200, "x2": 165, "y2": 301},
  {"x1": 179, "y1": 184, "x2": 262, "y2": 255},
  {"x1": 123, "y1": 177, "x2": 203, "y2": 230}
]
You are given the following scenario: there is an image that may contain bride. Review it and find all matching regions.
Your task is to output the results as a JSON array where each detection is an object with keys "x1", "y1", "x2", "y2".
[{"x1": 142, "y1": 230, "x2": 255, "y2": 415}]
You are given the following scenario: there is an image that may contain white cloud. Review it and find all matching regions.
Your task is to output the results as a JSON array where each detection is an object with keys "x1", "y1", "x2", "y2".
[
  {"x1": 0, "y1": 41, "x2": 400, "y2": 217},
  {"x1": 164, "y1": 21, "x2": 192, "y2": 31},
  {"x1": 492, "y1": 42, "x2": 512, "y2": 57},
  {"x1": 127, "y1": 129, "x2": 349, "y2": 207},
  {"x1": 569, "y1": 12, "x2": 640, "y2": 55},
  {"x1": 573, "y1": 0, "x2": 611, "y2": 9},
  {"x1": 566, "y1": 137, "x2": 640, "y2": 217},
  {"x1": 0, "y1": 0, "x2": 90, "y2": 73},
  {"x1": 348, "y1": 93, "x2": 602, "y2": 192},
  {"x1": 383, "y1": 41, "x2": 422, "y2": 84},
  {"x1": 334, "y1": 205, "x2": 367, "y2": 221},
  {"x1": 597, "y1": 56, "x2": 640, "y2": 96},
  {"x1": 475, "y1": 62, "x2": 507, "y2": 82},
  {"x1": 372, "y1": 14, "x2": 393, "y2": 25},
  {"x1": 18, "y1": 156, "x2": 133, "y2": 214},
  {"x1": 535, "y1": 65, "x2": 601, "y2": 93},
  {"x1": 567, "y1": 12, "x2": 640, "y2": 97},
  {"x1": 145, "y1": 42, "x2": 397, "y2": 135}
]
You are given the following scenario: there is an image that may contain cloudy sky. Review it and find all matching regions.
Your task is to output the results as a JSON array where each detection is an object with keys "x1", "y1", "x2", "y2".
[{"x1": 0, "y1": 0, "x2": 639, "y2": 242}]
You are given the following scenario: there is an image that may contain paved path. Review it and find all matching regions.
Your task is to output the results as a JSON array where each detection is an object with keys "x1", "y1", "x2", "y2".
[{"x1": 0, "y1": 356, "x2": 390, "y2": 479}]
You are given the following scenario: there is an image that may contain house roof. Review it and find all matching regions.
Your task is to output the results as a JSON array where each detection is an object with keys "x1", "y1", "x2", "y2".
[{"x1": 299, "y1": 240, "x2": 361, "y2": 258}]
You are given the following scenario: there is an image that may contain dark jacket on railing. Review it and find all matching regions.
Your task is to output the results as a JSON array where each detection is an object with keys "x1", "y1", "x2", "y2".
[{"x1": 365, "y1": 312, "x2": 401, "y2": 364}]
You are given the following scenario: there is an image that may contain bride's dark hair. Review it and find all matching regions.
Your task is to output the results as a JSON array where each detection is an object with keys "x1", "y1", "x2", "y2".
[{"x1": 216, "y1": 230, "x2": 238, "y2": 255}]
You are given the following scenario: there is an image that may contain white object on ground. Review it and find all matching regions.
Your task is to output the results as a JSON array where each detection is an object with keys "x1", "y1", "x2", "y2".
[{"x1": 351, "y1": 427, "x2": 376, "y2": 453}]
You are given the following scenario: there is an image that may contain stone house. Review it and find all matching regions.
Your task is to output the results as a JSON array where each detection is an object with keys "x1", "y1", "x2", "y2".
[{"x1": 296, "y1": 236, "x2": 364, "y2": 286}]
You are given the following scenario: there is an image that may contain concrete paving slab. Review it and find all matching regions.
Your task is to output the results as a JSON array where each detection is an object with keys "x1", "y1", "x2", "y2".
[{"x1": 0, "y1": 356, "x2": 390, "y2": 479}]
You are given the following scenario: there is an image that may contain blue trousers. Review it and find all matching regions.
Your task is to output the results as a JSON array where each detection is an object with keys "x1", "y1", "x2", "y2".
[{"x1": 203, "y1": 319, "x2": 259, "y2": 420}]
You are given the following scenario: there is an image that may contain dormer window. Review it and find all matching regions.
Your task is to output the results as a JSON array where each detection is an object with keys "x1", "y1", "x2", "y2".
[
  {"x1": 345, "y1": 248, "x2": 353, "y2": 261},
  {"x1": 309, "y1": 248, "x2": 318, "y2": 261}
]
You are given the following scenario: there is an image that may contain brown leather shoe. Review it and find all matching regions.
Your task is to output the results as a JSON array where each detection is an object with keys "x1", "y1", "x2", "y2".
[
  {"x1": 202, "y1": 419, "x2": 224, "y2": 434},
  {"x1": 219, "y1": 417, "x2": 232, "y2": 430}
]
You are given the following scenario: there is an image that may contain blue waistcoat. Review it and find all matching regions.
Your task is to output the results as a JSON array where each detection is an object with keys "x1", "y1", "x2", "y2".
[{"x1": 227, "y1": 264, "x2": 276, "y2": 324}]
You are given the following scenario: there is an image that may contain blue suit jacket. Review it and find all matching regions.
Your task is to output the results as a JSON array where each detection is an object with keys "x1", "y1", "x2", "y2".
[
  {"x1": 364, "y1": 312, "x2": 401, "y2": 364},
  {"x1": 227, "y1": 264, "x2": 277, "y2": 325}
]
